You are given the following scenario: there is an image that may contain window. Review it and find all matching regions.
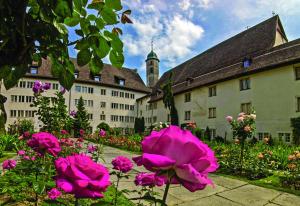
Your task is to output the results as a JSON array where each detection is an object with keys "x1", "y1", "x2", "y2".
[
  {"x1": 258, "y1": 132, "x2": 269, "y2": 141},
  {"x1": 75, "y1": 86, "x2": 81, "y2": 92},
  {"x1": 153, "y1": 116, "x2": 157, "y2": 123},
  {"x1": 149, "y1": 67, "x2": 154, "y2": 74},
  {"x1": 243, "y1": 58, "x2": 252, "y2": 68},
  {"x1": 101, "y1": 89, "x2": 106, "y2": 95},
  {"x1": 74, "y1": 71, "x2": 79, "y2": 79},
  {"x1": 120, "y1": 104, "x2": 124, "y2": 110},
  {"x1": 18, "y1": 110, "x2": 24, "y2": 117},
  {"x1": 209, "y1": 86, "x2": 217, "y2": 97},
  {"x1": 208, "y1": 108, "x2": 216, "y2": 118},
  {"x1": 184, "y1": 92, "x2": 191, "y2": 102},
  {"x1": 11, "y1": 95, "x2": 17, "y2": 102},
  {"x1": 130, "y1": 116, "x2": 134, "y2": 123},
  {"x1": 30, "y1": 66, "x2": 38, "y2": 74},
  {"x1": 112, "y1": 90, "x2": 119, "y2": 97},
  {"x1": 295, "y1": 66, "x2": 300, "y2": 80},
  {"x1": 82, "y1": 86, "x2": 87, "y2": 93},
  {"x1": 119, "y1": 116, "x2": 124, "y2": 122},
  {"x1": 130, "y1": 94, "x2": 135, "y2": 99},
  {"x1": 120, "y1": 92, "x2": 124, "y2": 98},
  {"x1": 125, "y1": 104, "x2": 129, "y2": 110},
  {"x1": 210, "y1": 129, "x2": 216, "y2": 139},
  {"x1": 111, "y1": 115, "x2": 118, "y2": 122},
  {"x1": 10, "y1": 110, "x2": 17, "y2": 117},
  {"x1": 100, "y1": 102, "x2": 106, "y2": 108},
  {"x1": 88, "y1": 114, "x2": 93, "y2": 120},
  {"x1": 125, "y1": 116, "x2": 129, "y2": 122},
  {"x1": 130, "y1": 105, "x2": 135, "y2": 111},
  {"x1": 111, "y1": 103, "x2": 118, "y2": 109},
  {"x1": 88, "y1": 87, "x2": 94, "y2": 94},
  {"x1": 18, "y1": 96, "x2": 25, "y2": 102},
  {"x1": 100, "y1": 114, "x2": 106, "y2": 121},
  {"x1": 19, "y1": 81, "x2": 26, "y2": 88},
  {"x1": 241, "y1": 103, "x2": 252, "y2": 114},
  {"x1": 26, "y1": 96, "x2": 34, "y2": 103},
  {"x1": 240, "y1": 78, "x2": 251, "y2": 90},
  {"x1": 87, "y1": 100, "x2": 93, "y2": 107},
  {"x1": 278, "y1": 133, "x2": 291, "y2": 143},
  {"x1": 125, "y1": 93, "x2": 129, "y2": 98},
  {"x1": 94, "y1": 75, "x2": 101, "y2": 82},
  {"x1": 115, "y1": 77, "x2": 125, "y2": 86},
  {"x1": 184, "y1": 111, "x2": 191, "y2": 121},
  {"x1": 297, "y1": 97, "x2": 300, "y2": 112},
  {"x1": 27, "y1": 81, "x2": 34, "y2": 88},
  {"x1": 52, "y1": 83, "x2": 59, "y2": 90}
]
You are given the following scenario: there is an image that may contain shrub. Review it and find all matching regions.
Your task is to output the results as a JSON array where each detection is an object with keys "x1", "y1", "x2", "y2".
[
  {"x1": 0, "y1": 134, "x2": 19, "y2": 151},
  {"x1": 291, "y1": 117, "x2": 300, "y2": 145},
  {"x1": 17, "y1": 119, "x2": 34, "y2": 135},
  {"x1": 73, "y1": 96, "x2": 90, "y2": 137},
  {"x1": 97, "y1": 122, "x2": 110, "y2": 132},
  {"x1": 193, "y1": 127, "x2": 203, "y2": 140}
]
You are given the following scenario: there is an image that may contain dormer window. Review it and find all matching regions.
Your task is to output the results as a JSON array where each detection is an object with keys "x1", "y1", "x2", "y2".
[
  {"x1": 94, "y1": 75, "x2": 101, "y2": 82},
  {"x1": 74, "y1": 71, "x2": 79, "y2": 79},
  {"x1": 115, "y1": 76, "x2": 125, "y2": 86},
  {"x1": 186, "y1": 77, "x2": 194, "y2": 86},
  {"x1": 30, "y1": 66, "x2": 38, "y2": 74},
  {"x1": 243, "y1": 57, "x2": 252, "y2": 68}
]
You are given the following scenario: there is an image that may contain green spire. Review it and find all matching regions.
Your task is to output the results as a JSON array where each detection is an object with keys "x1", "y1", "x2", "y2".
[{"x1": 146, "y1": 39, "x2": 159, "y2": 61}]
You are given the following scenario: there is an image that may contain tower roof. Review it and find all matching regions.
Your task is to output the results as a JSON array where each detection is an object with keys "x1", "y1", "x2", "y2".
[{"x1": 146, "y1": 50, "x2": 159, "y2": 61}]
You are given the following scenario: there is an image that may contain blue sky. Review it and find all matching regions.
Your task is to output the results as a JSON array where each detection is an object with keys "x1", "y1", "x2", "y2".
[{"x1": 70, "y1": 0, "x2": 300, "y2": 83}]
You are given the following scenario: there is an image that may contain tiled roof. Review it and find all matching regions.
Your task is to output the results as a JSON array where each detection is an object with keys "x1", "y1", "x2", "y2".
[
  {"x1": 149, "y1": 15, "x2": 300, "y2": 102},
  {"x1": 26, "y1": 58, "x2": 151, "y2": 93}
]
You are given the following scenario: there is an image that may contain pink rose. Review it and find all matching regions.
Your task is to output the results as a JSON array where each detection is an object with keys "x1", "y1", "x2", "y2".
[
  {"x1": 244, "y1": 125, "x2": 251, "y2": 132},
  {"x1": 238, "y1": 112, "x2": 245, "y2": 117},
  {"x1": 70, "y1": 110, "x2": 77, "y2": 117},
  {"x1": 48, "y1": 188, "x2": 61, "y2": 200},
  {"x1": 99, "y1": 129, "x2": 106, "y2": 137},
  {"x1": 237, "y1": 116, "x2": 244, "y2": 122},
  {"x1": 87, "y1": 145, "x2": 97, "y2": 153},
  {"x1": 249, "y1": 114, "x2": 256, "y2": 120},
  {"x1": 27, "y1": 132, "x2": 61, "y2": 157},
  {"x1": 23, "y1": 156, "x2": 30, "y2": 161},
  {"x1": 60, "y1": 130, "x2": 68, "y2": 135},
  {"x1": 55, "y1": 154, "x2": 110, "y2": 198},
  {"x1": 42, "y1": 82, "x2": 51, "y2": 90},
  {"x1": 33, "y1": 80, "x2": 43, "y2": 94},
  {"x1": 79, "y1": 129, "x2": 85, "y2": 136},
  {"x1": 112, "y1": 156, "x2": 133, "y2": 173},
  {"x1": 23, "y1": 131, "x2": 31, "y2": 138},
  {"x1": 133, "y1": 126, "x2": 218, "y2": 192},
  {"x1": 31, "y1": 156, "x2": 36, "y2": 161},
  {"x1": 134, "y1": 173, "x2": 166, "y2": 187},
  {"x1": 225, "y1": 116, "x2": 233, "y2": 123},
  {"x1": 2, "y1": 159, "x2": 17, "y2": 170},
  {"x1": 18, "y1": 150, "x2": 26, "y2": 156}
]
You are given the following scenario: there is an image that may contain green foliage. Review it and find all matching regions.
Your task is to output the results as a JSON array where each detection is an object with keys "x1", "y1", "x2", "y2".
[
  {"x1": 204, "y1": 126, "x2": 211, "y2": 141},
  {"x1": 0, "y1": 0, "x2": 132, "y2": 90},
  {"x1": 73, "y1": 96, "x2": 90, "y2": 137},
  {"x1": 192, "y1": 127, "x2": 204, "y2": 140},
  {"x1": 7, "y1": 119, "x2": 34, "y2": 135},
  {"x1": 0, "y1": 134, "x2": 19, "y2": 151},
  {"x1": 33, "y1": 90, "x2": 71, "y2": 133},
  {"x1": 97, "y1": 122, "x2": 110, "y2": 131},
  {"x1": 291, "y1": 117, "x2": 300, "y2": 145},
  {"x1": 134, "y1": 117, "x2": 145, "y2": 134},
  {"x1": 162, "y1": 73, "x2": 179, "y2": 126}
]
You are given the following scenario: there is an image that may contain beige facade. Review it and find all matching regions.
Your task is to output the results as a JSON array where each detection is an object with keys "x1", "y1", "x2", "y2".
[
  {"x1": 137, "y1": 64, "x2": 300, "y2": 143},
  {"x1": 1, "y1": 77, "x2": 147, "y2": 132}
]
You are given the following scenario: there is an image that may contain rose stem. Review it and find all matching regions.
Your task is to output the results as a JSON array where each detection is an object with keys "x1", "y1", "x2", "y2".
[
  {"x1": 114, "y1": 172, "x2": 120, "y2": 206},
  {"x1": 162, "y1": 182, "x2": 170, "y2": 205}
]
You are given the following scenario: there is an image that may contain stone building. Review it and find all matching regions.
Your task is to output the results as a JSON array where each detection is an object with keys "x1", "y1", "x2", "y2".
[{"x1": 137, "y1": 15, "x2": 300, "y2": 143}]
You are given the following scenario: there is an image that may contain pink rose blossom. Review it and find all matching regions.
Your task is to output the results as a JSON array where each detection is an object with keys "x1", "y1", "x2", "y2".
[
  {"x1": 238, "y1": 112, "x2": 245, "y2": 117},
  {"x1": 23, "y1": 156, "x2": 30, "y2": 161},
  {"x1": 112, "y1": 156, "x2": 133, "y2": 173},
  {"x1": 134, "y1": 173, "x2": 166, "y2": 187},
  {"x1": 2, "y1": 159, "x2": 17, "y2": 170},
  {"x1": 99, "y1": 129, "x2": 106, "y2": 137},
  {"x1": 87, "y1": 145, "x2": 97, "y2": 153},
  {"x1": 55, "y1": 153, "x2": 110, "y2": 198},
  {"x1": 31, "y1": 156, "x2": 36, "y2": 161},
  {"x1": 250, "y1": 114, "x2": 256, "y2": 120},
  {"x1": 27, "y1": 132, "x2": 61, "y2": 157},
  {"x1": 18, "y1": 150, "x2": 26, "y2": 156},
  {"x1": 42, "y1": 82, "x2": 51, "y2": 90},
  {"x1": 23, "y1": 131, "x2": 31, "y2": 138},
  {"x1": 133, "y1": 126, "x2": 218, "y2": 192},
  {"x1": 48, "y1": 188, "x2": 61, "y2": 200},
  {"x1": 79, "y1": 129, "x2": 85, "y2": 136},
  {"x1": 60, "y1": 130, "x2": 68, "y2": 135},
  {"x1": 70, "y1": 110, "x2": 77, "y2": 117},
  {"x1": 237, "y1": 116, "x2": 244, "y2": 122},
  {"x1": 244, "y1": 125, "x2": 251, "y2": 132},
  {"x1": 60, "y1": 87, "x2": 66, "y2": 94},
  {"x1": 33, "y1": 80, "x2": 43, "y2": 94},
  {"x1": 226, "y1": 116, "x2": 233, "y2": 123}
]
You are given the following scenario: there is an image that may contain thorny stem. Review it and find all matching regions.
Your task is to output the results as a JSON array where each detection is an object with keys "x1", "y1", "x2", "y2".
[
  {"x1": 114, "y1": 173, "x2": 120, "y2": 206},
  {"x1": 162, "y1": 182, "x2": 170, "y2": 206}
]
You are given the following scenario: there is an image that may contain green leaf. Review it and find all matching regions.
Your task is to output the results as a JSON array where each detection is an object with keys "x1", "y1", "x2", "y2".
[
  {"x1": 59, "y1": 68, "x2": 75, "y2": 90},
  {"x1": 54, "y1": 21, "x2": 68, "y2": 34},
  {"x1": 111, "y1": 35, "x2": 123, "y2": 52},
  {"x1": 80, "y1": 19, "x2": 90, "y2": 35},
  {"x1": 95, "y1": 18, "x2": 105, "y2": 29},
  {"x1": 77, "y1": 49, "x2": 91, "y2": 66},
  {"x1": 94, "y1": 36, "x2": 110, "y2": 58},
  {"x1": 64, "y1": 12, "x2": 80, "y2": 27},
  {"x1": 89, "y1": 57, "x2": 103, "y2": 74},
  {"x1": 87, "y1": 1, "x2": 104, "y2": 10},
  {"x1": 101, "y1": 6, "x2": 118, "y2": 25},
  {"x1": 75, "y1": 29, "x2": 84, "y2": 37},
  {"x1": 54, "y1": 0, "x2": 72, "y2": 18},
  {"x1": 33, "y1": 181, "x2": 46, "y2": 195},
  {"x1": 109, "y1": 49, "x2": 124, "y2": 68},
  {"x1": 87, "y1": 14, "x2": 97, "y2": 21},
  {"x1": 106, "y1": 0, "x2": 122, "y2": 11},
  {"x1": 75, "y1": 39, "x2": 89, "y2": 50},
  {"x1": 50, "y1": 58, "x2": 63, "y2": 77},
  {"x1": 3, "y1": 65, "x2": 28, "y2": 89}
]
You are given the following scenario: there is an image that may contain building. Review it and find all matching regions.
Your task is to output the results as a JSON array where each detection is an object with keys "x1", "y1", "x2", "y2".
[
  {"x1": 0, "y1": 58, "x2": 150, "y2": 133},
  {"x1": 137, "y1": 15, "x2": 300, "y2": 143}
]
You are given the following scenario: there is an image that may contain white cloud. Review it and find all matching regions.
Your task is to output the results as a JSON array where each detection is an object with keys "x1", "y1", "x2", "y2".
[{"x1": 179, "y1": 0, "x2": 191, "y2": 10}]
